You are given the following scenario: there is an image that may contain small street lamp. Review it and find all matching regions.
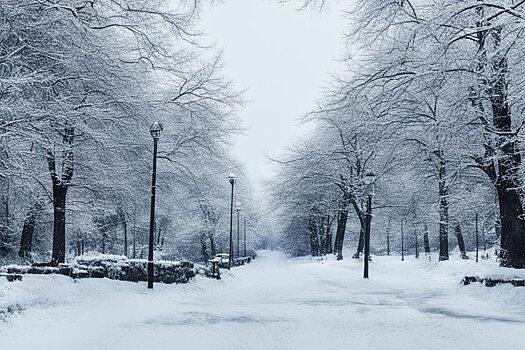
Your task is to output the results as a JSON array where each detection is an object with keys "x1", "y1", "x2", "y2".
[
  {"x1": 363, "y1": 170, "x2": 375, "y2": 279},
  {"x1": 228, "y1": 173, "x2": 236, "y2": 269},
  {"x1": 148, "y1": 121, "x2": 163, "y2": 289},
  {"x1": 236, "y1": 202, "x2": 241, "y2": 259}
]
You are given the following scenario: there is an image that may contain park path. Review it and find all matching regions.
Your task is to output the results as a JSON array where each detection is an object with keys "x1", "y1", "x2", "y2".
[{"x1": 1, "y1": 251, "x2": 525, "y2": 350}]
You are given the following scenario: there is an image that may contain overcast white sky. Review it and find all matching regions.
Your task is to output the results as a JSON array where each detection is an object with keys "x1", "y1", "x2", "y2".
[{"x1": 202, "y1": 0, "x2": 346, "y2": 187}]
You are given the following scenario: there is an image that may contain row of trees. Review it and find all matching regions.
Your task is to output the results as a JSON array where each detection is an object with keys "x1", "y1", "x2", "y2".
[
  {"x1": 272, "y1": 0, "x2": 525, "y2": 268},
  {"x1": 0, "y1": 0, "x2": 264, "y2": 265}
]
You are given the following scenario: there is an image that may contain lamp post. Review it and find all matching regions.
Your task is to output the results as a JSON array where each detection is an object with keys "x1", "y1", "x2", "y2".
[
  {"x1": 401, "y1": 220, "x2": 405, "y2": 261},
  {"x1": 475, "y1": 212, "x2": 479, "y2": 263},
  {"x1": 228, "y1": 173, "x2": 236, "y2": 269},
  {"x1": 148, "y1": 121, "x2": 163, "y2": 289},
  {"x1": 386, "y1": 218, "x2": 391, "y2": 256},
  {"x1": 363, "y1": 171, "x2": 375, "y2": 279},
  {"x1": 415, "y1": 230, "x2": 419, "y2": 258},
  {"x1": 236, "y1": 202, "x2": 241, "y2": 259},
  {"x1": 243, "y1": 217, "x2": 247, "y2": 257}
]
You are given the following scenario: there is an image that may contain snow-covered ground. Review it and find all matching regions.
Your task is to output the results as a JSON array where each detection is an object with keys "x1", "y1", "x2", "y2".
[{"x1": 1, "y1": 251, "x2": 525, "y2": 350}]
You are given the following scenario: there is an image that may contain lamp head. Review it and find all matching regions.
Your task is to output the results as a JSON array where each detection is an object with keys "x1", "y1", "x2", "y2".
[
  {"x1": 150, "y1": 121, "x2": 163, "y2": 139},
  {"x1": 364, "y1": 170, "x2": 376, "y2": 196},
  {"x1": 228, "y1": 172, "x2": 236, "y2": 185}
]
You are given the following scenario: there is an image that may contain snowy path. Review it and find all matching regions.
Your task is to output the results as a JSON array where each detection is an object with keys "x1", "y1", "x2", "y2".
[{"x1": 1, "y1": 251, "x2": 525, "y2": 350}]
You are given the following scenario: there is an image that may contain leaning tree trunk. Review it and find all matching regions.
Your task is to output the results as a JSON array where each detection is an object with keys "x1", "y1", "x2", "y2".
[
  {"x1": 351, "y1": 199, "x2": 366, "y2": 259},
  {"x1": 454, "y1": 223, "x2": 468, "y2": 259},
  {"x1": 19, "y1": 201, "x2": 42, "y2": 259},
  {"x1": 434, "y1": 149, "x2": 449, "y2": 261},
  {"x1": 334, "y1": 207, "x2": 348, "y2": 260},
  {"x1": 353, "y1": 225, "x2": 365, "y2": 259}
]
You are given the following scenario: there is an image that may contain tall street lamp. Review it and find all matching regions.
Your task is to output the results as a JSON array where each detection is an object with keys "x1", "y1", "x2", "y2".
[
  {"x1": 236, "y1": 202, "x2": 241, "y2": 259},
  {"x1": 363, "y1": 170, "x2": 375, "y2": 279},
  {"x1": 401, "y1": 220, "x2": 405, "y2": 261},
  {"x1": 228, "y1": 173, "x2": 236, "y2": 269},
  {"x1": 243, "y1": 217, "x2": 247, "y2": 257},
  {"x1": 415, "y1": 230, "x2": 419, "y2": 258},
  {"x1": 148, "y1": 121, "x2": 163, "y2": 289}
]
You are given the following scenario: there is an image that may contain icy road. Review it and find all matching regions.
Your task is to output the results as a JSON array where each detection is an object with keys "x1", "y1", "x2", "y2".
[{"x1": 1, "y1": 251, "x2": 525, "y2": 350}]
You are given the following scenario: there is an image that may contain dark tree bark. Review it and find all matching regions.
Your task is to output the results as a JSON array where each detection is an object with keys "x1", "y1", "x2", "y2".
[
  {"x1": 350, "y1": 199, "x2": 366, "y2": 259},
  {"x1": 434, "y1": 149, "x2": 449, "y2": 261},
  {"x1": 51, "y1": 183, "x2": 67, "y2": 264},
  {"x1": 414, "y1": 231, "x2": 419, "y2": 258},
  {"x1": 423, "y1": 223, "x2": 430, "y2": 254},
  {"x1": 156, "y1": 225, "x2": 162, "y2": 246},
  {"x1": 472, "y1": 16, "x2": 525, "y2": 268},
  {"x1": 47, "y1": 125, "x2": 74, "y2": 266},
  {"x1": 200, "y1": 231, "x2": 209, "y2": 262},
  {"x1": 101, "y1": 229, "x2": 107, "y2": 254},
  {"x1": 487, "y1": 28, "x2": 525, "y2": 268},
  {"x1": 118, "y1": 208, "x2": 128, "y2": 257},
  {"x1": 325, "y1": 215, "x2": 333, "y2": 254},
  {"x1": 334, "y1": 206, "x2": 348, "y2": 259},
  {"x1": 19, "y1": 201, "x2": 42, "y2": 259},
  {"x1": 354, "y1": 226, "x2": 365, "y2": 259},
  {"x1": 309, "y1": 215, "x2": 319, "y2": 256},
  {"x1": 123, "y1": 222, "x2": 128, "y2": 257},
  {"x1": 454, "y1": 223, "x2": 469, "y2": 259},
  {"x1": 132, "y1": 216, "x2": 136, "y2": 259},
  {"x1": 209, "y1": 234, "x2": 216, "y2": 257},
  {"x1": 319, "y1": 216, "x2": 326, "y2": 255}
]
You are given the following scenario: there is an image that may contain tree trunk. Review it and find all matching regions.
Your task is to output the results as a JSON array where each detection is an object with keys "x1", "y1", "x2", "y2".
[
  {"x1": 47, "y1": 125, "x2": 74, "y2": 266},
  {"x1": 353, "y1": 225, "x2": 365, "y2": 259},
  {"x1": 473, "y1": 22, "x2": 525, "y2": 268},
  {"x1": 19, "y1": 202, "x2": 42, "y2": 259},
  {"x1": 200, "y1": 231, "x2": 209, "y2": 262},
  {"x1": 334, "y1": 208, "x2": 348, "y2": 259},
  {"x1": 414, "y1": 231, "x2": 419, "y2": 258},
  {"x1": 454, "y1": 223, "x2": 468, "y2": 259},
  {"x1": 318, "y1": 216, "x2": 325, "y2": 255},
  {"x1": 133, "y1": 216, "x2": 136, "y2": 259},
  {"x1": 123, "y1": 219, "x2": 128, "y2": 257},
  {"x1": 157, "y1": 225, "x2": 162, "y2": 246},
  {"x1": 101, "y1": 229, "x2": 107, "y2": 254},
  {"x1": 209, "y1": 233, "x2": 216, "y2": 257},
  {"x1": 309, "y1": 215, "x2": 319, "y2": 256},
  {"x1": 325, "y1": 215, "x2": 333, "y2": 254},
  {"x1": 423, "y1": 223, "x2": 430, "y2": 254},
  {"x1": 435, "y1": 149, "x2": 449, "y2": 261},
  {"x1": 351, "y1": 199, "x2": 366, "y2": 259},
  {"x1": 51, "y1": 184, "x2": 67, "y2": 265}
]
